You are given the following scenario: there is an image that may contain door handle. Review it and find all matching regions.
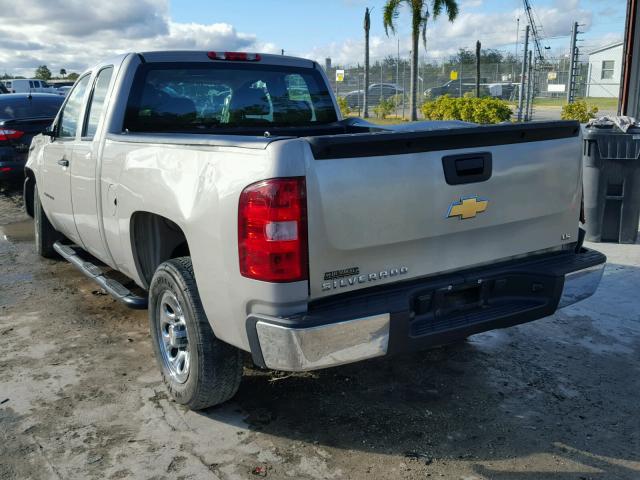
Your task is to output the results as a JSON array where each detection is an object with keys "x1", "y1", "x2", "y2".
[{"x1": 57, "y1": 158, "x2": 69, "y2": 167}]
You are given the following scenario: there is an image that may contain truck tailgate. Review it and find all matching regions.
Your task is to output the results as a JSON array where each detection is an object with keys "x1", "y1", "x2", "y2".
[{"x1": 304, "y1": 121, "x2": 582, "y2": 298}]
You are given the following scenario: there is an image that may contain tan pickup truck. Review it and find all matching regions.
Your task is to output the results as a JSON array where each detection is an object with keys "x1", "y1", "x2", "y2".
[{"x1": 24, "y1": 50, "x2": 605, "y2": 409}]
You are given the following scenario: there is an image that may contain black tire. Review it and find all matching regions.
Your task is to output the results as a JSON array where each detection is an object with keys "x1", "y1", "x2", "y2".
[
  {"x1": 149, "y1": 257, "x2": 242, "y2": 410},
  {"x1": 33, "y1": 183, "x2": 62, "y2": 259}
]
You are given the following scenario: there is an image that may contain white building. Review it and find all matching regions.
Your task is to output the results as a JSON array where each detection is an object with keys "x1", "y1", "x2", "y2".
[{"x1": 586, "y1": 42, "x2": 623, "y2": 98}]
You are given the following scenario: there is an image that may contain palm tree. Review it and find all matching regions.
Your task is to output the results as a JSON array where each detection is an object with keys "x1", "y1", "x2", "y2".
[
  {"x1": 383, "y1": 0, "x2": 458, "y2": 120},
  {"x1": 363, "y1": 7, "x2": 371, "y2": 118}
]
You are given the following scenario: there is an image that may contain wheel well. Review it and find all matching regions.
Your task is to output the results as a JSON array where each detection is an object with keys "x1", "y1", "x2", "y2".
[
  {"x1": 24, "y1": 170, "x2": 35, "y2": 218},
  {"x1": 130, "y1": 212, "x2": 190, "y2": 288}
]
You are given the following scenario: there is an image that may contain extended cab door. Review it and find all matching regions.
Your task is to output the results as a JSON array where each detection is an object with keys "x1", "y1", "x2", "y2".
[
  {"x1": 39, "y1": 74, "x2": 91, "y2": 243},
  {"x1": 70, "y1": 66, "x2": 114, "y2": 263}
]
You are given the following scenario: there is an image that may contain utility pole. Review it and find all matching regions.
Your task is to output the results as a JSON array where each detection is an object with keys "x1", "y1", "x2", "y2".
[
  {"x1": 357, "y1": 69, "x2": 361, "y2": 116},
  {"x1": 567, "y1": 21, "x2": 579, "y2": 103},
  {"x1": 515, "y1": 17, "x2": 520, "y2": 61},
  {"x1": 528, "y1": 57, "x2": 537, "y2": 120},
  {"x1": 363, "y1": 7, "x2": 371, "y2": 118},
  {"x1": 402, "y1": 59, "x2": 407, "y2": 118},
  {"x1": 396, "y1": 38, "x2": 400, "y2": 88},
  {"x1": 518, "y1": 25, "x2": 530, "y2": 122},
  {"x1": 380, "y1": 63, "x2": 383, "y2": 103},
  {"x1": 524, "y1": 50, "x2": 533, "y2": 121},
  {"x1": 475, "y1": 40, "x2": 481, "y2": 98}
]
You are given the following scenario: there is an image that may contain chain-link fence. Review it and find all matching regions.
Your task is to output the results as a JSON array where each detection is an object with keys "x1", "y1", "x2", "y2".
[{"x1": 326, "y1": 55, "x2": 619, "y2": 120}]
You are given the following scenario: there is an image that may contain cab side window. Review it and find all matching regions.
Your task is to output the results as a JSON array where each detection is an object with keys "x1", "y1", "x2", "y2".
[
  {"x1": 58, "y1": 75, "x2": 90, "y2": 138},
  {"x1": 84, "y1": 67, "x2": 114, "y2": 139}
]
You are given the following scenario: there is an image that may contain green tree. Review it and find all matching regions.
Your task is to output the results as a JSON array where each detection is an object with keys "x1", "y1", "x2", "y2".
[
  {"x1": 449, "y1": 47, "x2": 504, "y2": 65},
  {"x1": 59, "y1": 68, "x2": 67, "y2": 77},
  {"x1": 34, "y1": 65, "x2": 52, "y2": 81},
  {"x1": 450, "y1": 48, "x2": 476, "y2": 65},
  {"x1": 66, "y1": 72, "x2": 79, "y2": 81},
  {"x1": 383, "y1": 0, "x2": 459, "y2": 121}
]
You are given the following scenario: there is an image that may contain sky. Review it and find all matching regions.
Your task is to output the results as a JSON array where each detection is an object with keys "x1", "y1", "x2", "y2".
[{"x1": 0, "y1": 0, "x2": 626, "y2": 77}]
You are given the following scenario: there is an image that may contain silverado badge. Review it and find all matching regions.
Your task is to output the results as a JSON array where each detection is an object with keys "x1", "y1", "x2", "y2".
[{"x1": 447, "y1": 196, "x2": 488, "y2": 220}]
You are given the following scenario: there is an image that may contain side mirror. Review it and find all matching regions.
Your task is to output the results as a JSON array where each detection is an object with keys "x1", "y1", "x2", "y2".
[{"x1": 42, "y1": 125, "x2": 56, "y2": 138}]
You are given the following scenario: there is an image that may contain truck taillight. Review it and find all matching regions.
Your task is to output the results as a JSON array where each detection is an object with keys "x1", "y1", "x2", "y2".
[
  {"x1": 238, "y1": 178, "x2": 308, "y2": 282},
  {"x1": 0, "y1": 129, "x2": 24, "y2": 142}
]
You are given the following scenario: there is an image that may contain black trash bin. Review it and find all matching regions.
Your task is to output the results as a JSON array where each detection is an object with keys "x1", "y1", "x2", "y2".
[{"x1": 582, "y1": 124, "x2": 640, "y2": 244}]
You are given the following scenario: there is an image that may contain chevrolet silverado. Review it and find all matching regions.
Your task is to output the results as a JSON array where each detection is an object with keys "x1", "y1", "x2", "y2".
[{"x1": 24, "y1": 51, "x2": 606, "y2": 409}]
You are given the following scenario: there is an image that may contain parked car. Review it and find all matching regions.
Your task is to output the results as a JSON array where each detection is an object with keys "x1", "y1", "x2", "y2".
[
  {"x1": 2, "y1": 79, "x2": 58, "y2": 94},
  {"x1": 0, "y1": 93, "x2": 63, "y2": 181},
  {"x1": 424, "y1": 79, "x2": 484, "y2": 98},
  {"x1": 344, "y1": 83, "x2": 404, "y2": 109},
  {"x1": 424, "y1": 80, "x2": 516, "y2": 100},
  {"x1": 24, "y1": 51, "x2": 605, "y2": 410},
  {"x1": 0, "y1": 83, "x2": 8, "y2": 94}
]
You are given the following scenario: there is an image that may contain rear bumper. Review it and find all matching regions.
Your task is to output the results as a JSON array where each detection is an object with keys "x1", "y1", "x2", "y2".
[
  {"x1": 247, "y1": 248, "x2": 606, "y2": 371},
  {"x1": 558, "y1": 263, "x2": 605, "y2": 308}
]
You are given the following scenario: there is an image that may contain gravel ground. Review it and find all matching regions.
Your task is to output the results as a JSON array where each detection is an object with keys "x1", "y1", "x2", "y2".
[{"x1": 1, "y1": 183, "x2": 639, "y2": 480}]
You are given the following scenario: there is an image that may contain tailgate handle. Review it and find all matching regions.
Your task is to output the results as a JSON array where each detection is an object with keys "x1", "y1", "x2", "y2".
[{"x1": 442, "y1": 152, "x2": 492, "y2": 185}]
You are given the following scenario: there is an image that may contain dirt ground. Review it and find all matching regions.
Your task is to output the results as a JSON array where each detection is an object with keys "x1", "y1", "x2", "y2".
[{"x1": 1, "y1": 182, "x2": 639, "y2": 480}]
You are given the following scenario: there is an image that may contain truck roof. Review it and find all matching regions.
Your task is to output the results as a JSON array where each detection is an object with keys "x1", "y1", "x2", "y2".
[{"x1": 135, "y1": 50, "x2": 317, "y2": 69}]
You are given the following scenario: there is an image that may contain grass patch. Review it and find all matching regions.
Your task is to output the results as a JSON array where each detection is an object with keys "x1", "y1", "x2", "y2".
[{"x1": 532, "y1": 97, "x2": 619, "y2": 110}]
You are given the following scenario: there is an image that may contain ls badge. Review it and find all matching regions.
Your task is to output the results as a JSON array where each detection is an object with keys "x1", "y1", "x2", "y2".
[{"x1": 447, "y1": 196, "x2": 488, "y2": 220}]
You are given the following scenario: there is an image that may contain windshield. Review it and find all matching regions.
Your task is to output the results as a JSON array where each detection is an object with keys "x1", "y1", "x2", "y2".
[{"x1": 124, "y1": 62, "x2": 337, "y2": 134}]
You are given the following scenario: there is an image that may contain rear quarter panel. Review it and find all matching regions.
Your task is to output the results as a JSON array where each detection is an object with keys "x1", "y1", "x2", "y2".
[{"x1": 102, "y1": 137, "x2": 309, "y2": 350}]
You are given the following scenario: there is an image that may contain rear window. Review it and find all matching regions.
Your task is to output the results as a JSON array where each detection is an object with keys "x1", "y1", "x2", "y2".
[
  {"x1": 0, "y1": 96, "x2": 64, "y2": 120},
  {"x1": 124, "y1": 62, "x2": 337, "y2": 133}
]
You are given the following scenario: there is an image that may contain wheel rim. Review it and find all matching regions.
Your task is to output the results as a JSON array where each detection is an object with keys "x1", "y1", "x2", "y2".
[{"x1": 156, "y1": 290, "x2": 190, "y2": 384}]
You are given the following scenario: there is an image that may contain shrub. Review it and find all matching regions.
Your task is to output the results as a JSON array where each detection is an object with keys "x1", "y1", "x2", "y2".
[
  {"x1": 420, "y1": 95, "x2": 512, "y2": 124},
  {"x1": 561, "y1": 100, "x2": 599, "y2": 123},
  {"x1": 337, "y1": 96, "x2": 351, "y2": 117},
  {"x1": 373, "y1": 97, "x2": 396, "y2": 119}
]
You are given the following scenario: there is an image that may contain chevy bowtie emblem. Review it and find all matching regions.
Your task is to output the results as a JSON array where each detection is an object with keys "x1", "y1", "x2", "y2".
[{"x1": 447, "y1": 196, "x2": 488, "y2": 219}]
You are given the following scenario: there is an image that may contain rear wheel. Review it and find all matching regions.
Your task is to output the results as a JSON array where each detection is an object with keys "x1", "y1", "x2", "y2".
[
  {"x1": 33, "y1": 183, "x2": 62, "y2": 259},
  {"x1": 149, "y1": 257, "x2": 242, "y2": 410}
]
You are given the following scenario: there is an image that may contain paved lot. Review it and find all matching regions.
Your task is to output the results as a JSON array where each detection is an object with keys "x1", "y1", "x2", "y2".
[
  {"x1": 1, "y1": 183, "x2": 639, "y2": 480},
  {"x1": 530, "y1": 106, "x2": 618, "y2": 122}
]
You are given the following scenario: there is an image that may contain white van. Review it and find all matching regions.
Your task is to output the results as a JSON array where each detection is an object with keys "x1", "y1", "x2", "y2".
[{"x1": 2, "y1": 79, "x2": 58, "y2": 94}]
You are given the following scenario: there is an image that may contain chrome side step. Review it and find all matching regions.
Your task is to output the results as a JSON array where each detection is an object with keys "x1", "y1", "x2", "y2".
[{"x1": 53, "y1": 242, "x2": 148, "y2": 309}]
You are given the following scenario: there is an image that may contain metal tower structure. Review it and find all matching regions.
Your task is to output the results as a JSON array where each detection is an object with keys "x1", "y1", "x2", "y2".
[
  {"x1": 567, "y1": 21, "x2": 581, "y2": 103},
  {"x1": 523, "y1": 0, "x2": 547, "y2": 63}
]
